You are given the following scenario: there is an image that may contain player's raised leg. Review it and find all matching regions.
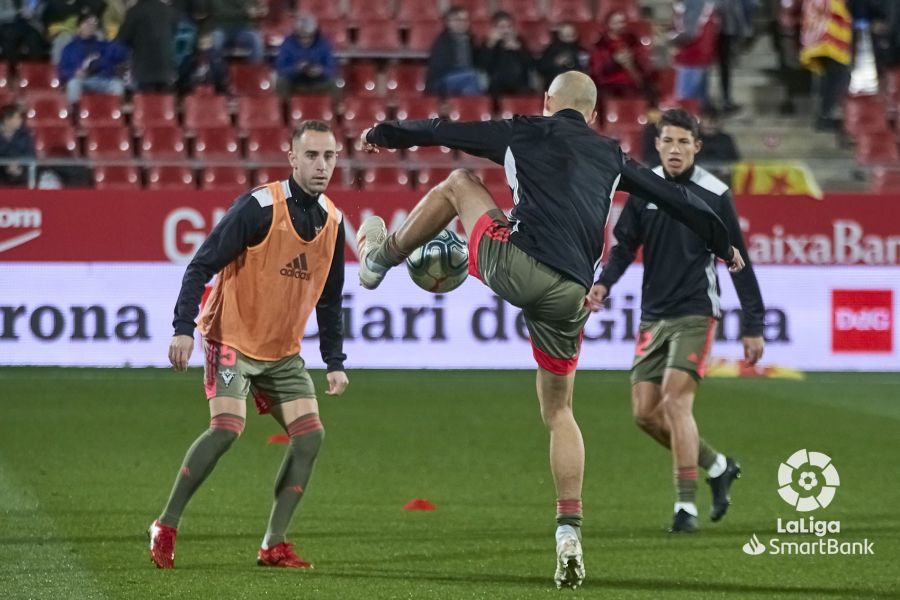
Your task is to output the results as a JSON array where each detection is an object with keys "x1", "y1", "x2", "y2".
[
  {"x1": 358, "y1": 168, "x2": 502, "y2": 289},
  {"x1": 150, "y1": 395, "x2": 246, "y2": 568},
  {"x1": 258, "y1": 395, "x2": 322, "y2": 568}
]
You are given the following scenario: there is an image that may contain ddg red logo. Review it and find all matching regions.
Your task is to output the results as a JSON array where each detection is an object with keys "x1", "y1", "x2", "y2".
[{"x1": 832, "y1": 290, "x2": 893, "y2": 352}]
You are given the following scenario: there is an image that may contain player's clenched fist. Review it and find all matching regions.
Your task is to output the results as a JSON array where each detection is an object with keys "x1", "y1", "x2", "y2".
[
  {"x1": 325, "y1": 371, "x2": 349, "y2": 396},
  {"x1": 359, "y1": 128, "x2": 380, "y2": 154},
  {"x1": 726, "y1": 246, "x2": 744, "y2": 273},
  {"x1": 168, "y1": 335, "x2": 194, "y2": 371},
  {"x1": 585, "y1": 284, "x2": 609, "y2": 313}
]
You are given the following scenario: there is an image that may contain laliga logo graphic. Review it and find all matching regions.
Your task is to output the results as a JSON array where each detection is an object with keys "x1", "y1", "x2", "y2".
[{"x1": 777, "y1": 449, "x2": 840, "y2": 512}]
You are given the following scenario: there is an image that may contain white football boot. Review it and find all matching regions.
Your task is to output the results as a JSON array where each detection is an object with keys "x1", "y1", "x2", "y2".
[
  {"x1": 554, "y1": 525, "x2": 585, "y2": 590},
  {"x1": 356, "y1": 216, "x2": 389, "y2": 290}
]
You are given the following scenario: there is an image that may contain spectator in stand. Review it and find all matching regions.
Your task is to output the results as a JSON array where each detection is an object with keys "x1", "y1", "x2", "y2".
[
  {"x1": 275, "y1": 13, "x2": 336, "y2": 98},
  {"x1": 425, "y1": 5, "x2": 481, "y2": 95},
  {"x1": 670, "y1": 0, "x2": 719, "y2": 108},
  {"x1": 799, "y1": 0, "x2": 852, "y2": 130},
  {"x1": 478, "y1": 10, "x2": 534, "y2": 95},
  {"x1": 117, "y1": 0, "x2": 177, "y2": 92},
  {"x1": 208, "y1": 0, "x2": 266, "y2": 64},
  {"x1": 58, "y1": 14, "x2": 127, "y2": 103},
  {"x1": 0, "y1": 0, "x2": 48, "y2": 63},
  {"x1": 539, "y1": 21, "x2": 588, "y2": 88},
  {"x1": 103, "y1": 0, "x2": 126, "y2": 39},
  {"x1": 589, "y1": 10, "x2": 654, "y2": 101},
  {"x1": 697, "y1": 106, "x2": 740, "y2": 173},
  {"x1": 0, "y1": 103, "x2": 35, "y2": 187},
  {"x1": 43, "y1": 0, "x2": 106, "y2": 63},
  {"x1": 172, "y1": 0, "x2": 209, "y2": 68},
  {"x1": 864, "y1": 0, "x2": 900, "y2": 71},
  {"x1": 714, "y1": 0, "x2": 752, "y2": 113},
  {"x1": 177, "y1": 31, "x2": 229, "y2": 94}
]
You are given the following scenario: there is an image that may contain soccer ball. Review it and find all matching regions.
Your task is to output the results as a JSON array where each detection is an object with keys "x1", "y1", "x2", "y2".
[{"x1": 406, "y1": 229, "x2": 469, "y2": 293}]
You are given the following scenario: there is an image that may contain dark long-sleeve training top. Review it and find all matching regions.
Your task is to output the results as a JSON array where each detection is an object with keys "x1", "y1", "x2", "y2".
[
  {"x1": 172, "y1": 176, "x2": 347, "y2": 372},
  {"x1": 597, "y1": 164, "x2": 765, "y2": 336},
  {"x1": 366, "y1": 109, "x2": 734, "y2": 291}
]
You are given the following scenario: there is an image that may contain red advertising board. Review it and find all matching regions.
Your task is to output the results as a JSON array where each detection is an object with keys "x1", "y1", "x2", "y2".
[{"x1": 1, "y1": 190, "x2": 899, "y2": 264}]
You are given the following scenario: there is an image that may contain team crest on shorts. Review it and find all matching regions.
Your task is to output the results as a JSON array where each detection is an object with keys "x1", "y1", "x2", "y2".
[{"x1": 220, "y1": 368, "x2": 236, "y2": 387}]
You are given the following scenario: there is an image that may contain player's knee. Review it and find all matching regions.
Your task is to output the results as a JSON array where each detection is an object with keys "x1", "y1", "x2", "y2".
[
  {"x1": 660, "y1": 394, "x2": 691, "y2": 420},
  {"x1": 443, "y1": 168, "x2": 479, "y2": 196},
  {"x1": 632, "y1": 407, "x2": 657, "y2": 433},
  {"x1": 208, "y1": 414, "x2": 244, "y2": 446},
  {"x1": 540, "y1": 402, "x2": 574, "y2": 429}
]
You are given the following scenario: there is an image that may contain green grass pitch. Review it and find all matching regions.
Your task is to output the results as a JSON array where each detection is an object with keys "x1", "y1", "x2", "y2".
[{"x1": 1, "y1": 368, "x2": 898, "y2": 599}]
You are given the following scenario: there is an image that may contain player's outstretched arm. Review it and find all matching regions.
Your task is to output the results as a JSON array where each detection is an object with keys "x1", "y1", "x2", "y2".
[
  {"x1": 363, "y1": 118, "x2": 513, "y2": 164},
  {"x1": 619, "y1": 157, "x2": 740, "y2": 269}
]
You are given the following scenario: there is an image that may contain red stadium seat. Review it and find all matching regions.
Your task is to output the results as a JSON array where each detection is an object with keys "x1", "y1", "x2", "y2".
[
  {"x1": 870, "y1": 166, "x2": 900, "y2": 192},
  {"x1": 406, "y1": 145, "x2": 454, "y2": 164},
  {"x1": 602, "y1": 97, "x2": 649, "y2": 128},
  {"x1": 572, "y1": 21, "x2": 600, "y2": 45},
  {"x1": 301, "y1": 0, "x2": 343, "y2": 20},
  {"x1": 885, "y1": 68, "x2": 900, "y2": 111},
  {"x1": 25, "y1": 92, "x2": 69, "y2": 125},
  {"x1": 236, "y1": 96, "x2": 283, "y2": 132},
  {"x1": 596, "y1": 0, "x2": 642, "y2": 24},
  {"x1": 0, "y1": 88, "x2": 13, "y2": 107},
  {"x1": 453, "y1": 0, "x2": 493, "y2": 21},
  {"x1": 406, "y1": 21, "x2": 443, "y2": 52},
  {"x1": 386, "y1": 63, "x2": 427, "y2": 94},
  {"x1": 193, "y1": 126, "x2": 241, "y2": 160},
  {"x1": 497, "y1": 0, "x2": 545, "y2": 21},
  {"x1": 394, "y1": 94, "x2": 441, "y2": 120},
  {"x1": 318, "y1": 19, "x2": 350, "y2": 50},
  {"x1": 32, "y1": 124, "x2": 78, "y2": 158},
  {"x1": 843, "y1": 96, "x2": 890, "y2": 138},
  {"x1": 547, "y1": 0, "x2": 592, "y2": 23},
  {"x1": 229, "y1": 63, "x2": 274, "y2": 96},
  {"x1": 498, "y1": 95, "x2": 543, "y2": 118},
  {"x1": 94, "y1": 164, "x2": 140, "y2": 189},
  {"x1": 183, "y1": 94, "x2": 230, "y2": 132},
  {"x1": 78, "y1": 94, "x2": 124, "y2": 126},
  {"x1": 342, "y1": 97, "x2": 389, "y2": 132},
  {"x1": 357, "y1": 166, "x2": 412, "y2": 190},
  {"x1": 396, "y1": 0, "x2": 443, "y2": 22},
  {"x1": 246, "y1": 126, "x2": 291, "y2": 160},
  {"x1": 855, "y1": 134, "x2": 899, "y2": 164},
  {"x1": 445, "y1": 96, "x2": 492, "y2": 121},
  {"x1": 288, "y1": 94, "x2": 334, "y2": 121},
  {"x1": 132, "y1": 94, "x2": 177, "y2": 132},
  {"x1": 201, "y1": 166, "x2": 249, "y2": 190},
  {"x1": 355, "y1": 21, "x2": 402, "y2": 51},
  {"x1": 346, "y1": 0, "x2": 394, "y2": 21},
  {"x1": 147, "y1": 166, "x2": 195, "y2": 190},
  {"x1": 0, "y1": 62, "x2": 9, "y2": 87},
  {"x1": 605, "y1": 125, "x2": 644, "y2": 159},
  {"x1": 341, "y1": 61, "x2": 380, "y2": 96},
  {"x1": 140, "y1": 126, "x2": 187, "y2": 160},
  {"x1": 654, "y1": 68, "x2": 676, "y2": 99},
  {"x1": 84, "y1": 125, "x2": 133, "y2": 159},
  {"x1": 17, "y1": 62, "x2": 60, "y2": 91}
]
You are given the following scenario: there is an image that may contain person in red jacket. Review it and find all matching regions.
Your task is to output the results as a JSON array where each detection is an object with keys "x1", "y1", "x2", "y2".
[
  {"x1": 670, "y1": 0, "x2": 720, "y2": 107},
  {"x1": 589, "y1": 10, "x2": 654, "y2": 100}
]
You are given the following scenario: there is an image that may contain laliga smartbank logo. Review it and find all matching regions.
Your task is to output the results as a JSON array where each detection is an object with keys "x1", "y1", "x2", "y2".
[{"x1": 742, "y1": 450, "x2": 874, "y2": 557}]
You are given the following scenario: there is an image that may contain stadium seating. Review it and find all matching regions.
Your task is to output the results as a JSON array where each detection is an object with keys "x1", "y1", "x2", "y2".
[
  {"x1": 406, "y1": 21, "x2": 443, "y2": 52},
  {"x1": 414, "y1": 167, "x2": 455, "y2": 188},
  {"x1": 655, "y1": 68, "x2": 677, "y2": 99},
  {"x1": 132, "y1": 94, "x2": 177, "y2": 132},
  {"x1": 394, "y1": 94, "x2": 441, "y2": 120},
  {"x1": 246, "y1": 126, "x2": 291, "y2": 160},
  {"x1": 357, "y1": 166, "x2": 411, "y2": 190},
  {"x1": 396, "y1": 0, "x2": 443, "y2": 22},
  {"x1": 0, "y1": 88, "x2": 12, "y2": 106},
  {"x1": 498, "y1": 95, "x2": 544, "y2": 119},
  {"x1": 32, "y1": 124, "x2": 78, "y2": 158},
  {"x1": 139, "y1": 126, "x2": 187, "y2": 160},
  {"x1": 84, "y1": 125, "x2": 133, "y2": 159},
  {"x1": 147, "y1": 165, "x2": 195, "y2": 190},
  {"x1": 0, "y1": 63, "x2": 8, "y2": 87},
  {"x1": 300, "y1": 0, "x2": 343, "y2": 20},
  {"x1": 406, "y1": 145, "x2": 454, "y2": 164},
  {"x1": 342, "y1": 97, "x2": 389, "y2": 132},
  {"x1": 574, "y1": 21, "x2": 600, "y2": 45},
  {"x1": 602, "y1": 97, "x2": 650, "y2": 128},
  {"x1": 201, "y1": 166, "x2": 249, "y2": 190},
  {"x1": 17, "y1": 62, "x2": 59, "y2": 91},
  {"x1": 183, "y1": 94, "x2": 231, "y2": 132},
  {"x1": 855, "y1": 134, "x2": 899, "y2": 164},
  {"x1": 605, "y1": 125, "x2": 644, "y2": 159},
  {"x1": 318, "y1": 19, "x2": 350, "y2": 50},
  {"x1": 445, "y1": 96, "x2": 493, "y2": 121},
  {"x1": 596, "y1": 0, "x2": 642, "y2": 23},
  {"x1": 520, "y1": 20, "x2": 553, "y2": 51},
  {"x1": 341, "y1": 61, "x2": 380, "y2": 96},
  {"x1": 288, "y1": 94, "x2": 334, "y2": 122},
  {"x1": 884, "y1": 68, "x2": 900, "y2": 113},
  {"x1": 453, "y1": 0, "x2": 493, "y2": 21},
  {"x1": 355, "y1": 21, "x2": 402, "y2": 51},
  {"x1": 228, "y1": 63, "x2": 274, "y2": 96},
  {"x1": 236, "y1": 96, "x2": 284, "y2": 132},
  {"x1": 25, "y1": 92, "x2": 69, "y2": 125},
  {"x1": 547, "y1": 0, "x2": 593, "y2": 23},
  {"x1": 93, "y1": 164, "x2": 140, "y2": 189},
  {"x1": 77, "y1": 94, "x2": 124, "y2": 127},
  {"x1": 386, "y1": 63, "x2": 427, "y2": 94},
  {"x1": 346, "y1": 0, "x2": 394, "y2": 21},
  {"x1": 842, "y1": 96, "x2": 890, "y2": 138},
  {"x1": 193, "y1": 126, "x2": 241, "y2": 160},
  {"x1": 498, "y1": 0, "x2": 545, "y2": 21},
  {"x1": 870, "y1": 166, "x2": 900, "y2": 192}
]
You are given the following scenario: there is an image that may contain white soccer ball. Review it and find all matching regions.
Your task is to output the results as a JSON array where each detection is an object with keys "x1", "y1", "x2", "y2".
[{"x1": 406, "y1": 229, "x2": 469, "y2": 293}]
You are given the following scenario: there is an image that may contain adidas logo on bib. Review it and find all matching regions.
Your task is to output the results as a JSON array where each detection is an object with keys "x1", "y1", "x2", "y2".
[{"x1": 280, "y1": 253, "x2": 312, "y2": 280}]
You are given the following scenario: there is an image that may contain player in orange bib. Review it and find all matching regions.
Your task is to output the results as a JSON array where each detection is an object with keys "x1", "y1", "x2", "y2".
[{"x1": 148, "y1": 120, "x2": 348, "y2": 569}]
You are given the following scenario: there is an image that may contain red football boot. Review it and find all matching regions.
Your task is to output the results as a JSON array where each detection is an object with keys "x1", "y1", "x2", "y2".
[
  {"x1": 257, "y1": 543, "x2": 313, "y2": 568},
  {"x1": 148, "y1": 520, "x2": 177, "y2": 569}
]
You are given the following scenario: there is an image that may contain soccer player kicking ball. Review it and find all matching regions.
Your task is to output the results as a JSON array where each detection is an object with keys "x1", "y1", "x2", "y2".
[
  {"x1": 149, "y1": 121, "x2": 349, "y2": 569},
  {"x1": 355, "y1": 71, "x2": 744, "y2": 589},
  {"x1": 588, "y1": 109, "x2": 765, "y2": 533}
]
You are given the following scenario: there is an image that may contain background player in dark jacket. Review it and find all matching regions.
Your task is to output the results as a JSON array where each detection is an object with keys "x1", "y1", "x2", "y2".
[
  {"x1": 589, "y1": 109, "x2": 764, "y2": 533},
  {"x1": 356, "y1": 72, "x2": 744, "y2": 589}
]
